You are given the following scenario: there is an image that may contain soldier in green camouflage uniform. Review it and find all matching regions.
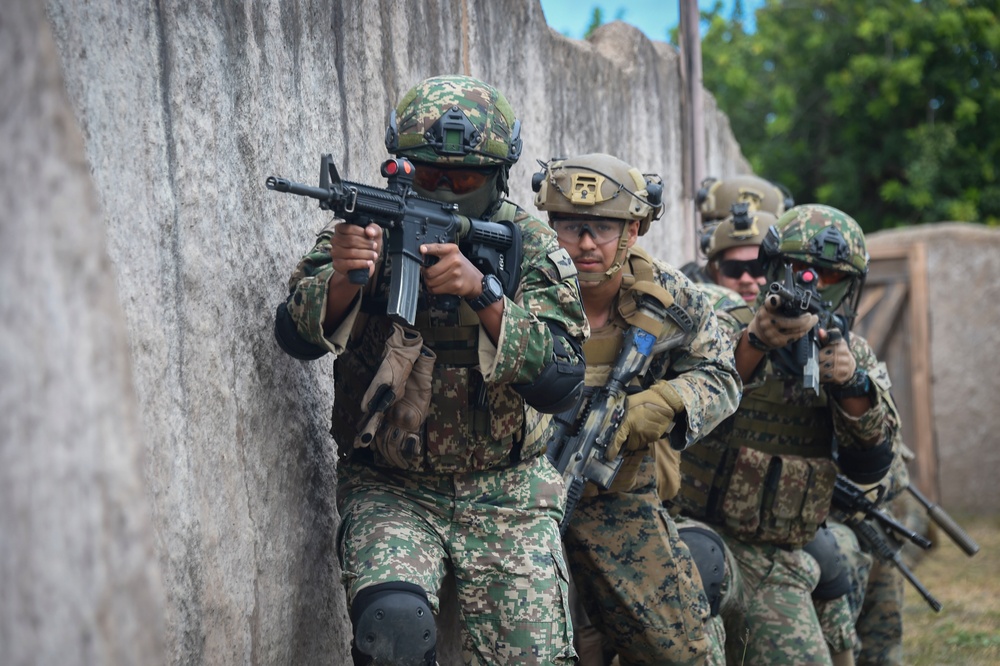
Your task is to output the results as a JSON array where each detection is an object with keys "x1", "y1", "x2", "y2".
[
  {"x1": 533, "y1": 153, "x2": 742, "y2": 665},
  {"x1": 673, "y1": 205, "x2": 901, "y2": 666},
  {"x1": 274, "y1": 75, "x2": 589, "y2": 665},
  {"x1": 692, "y1": 200, "x2": 915, "y2": 666}
]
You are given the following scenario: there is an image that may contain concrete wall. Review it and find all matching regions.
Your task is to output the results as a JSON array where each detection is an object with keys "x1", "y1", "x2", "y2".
[
  {"x1": 0, "y1": 1, "x2": 165, "y2": 663},
  {"x1": 867, "y1": 223, "x2": 1000, "y2": 514},
  {"x1": 4, "y1": 0, "x2": 750, "y2": 663}
]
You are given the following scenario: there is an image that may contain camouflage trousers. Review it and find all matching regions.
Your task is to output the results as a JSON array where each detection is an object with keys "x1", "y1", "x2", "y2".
[
  {"x1": 563, "y1": 480, "x2": 716, "y2": 666},
  {"x1": 724, "y1": 535, "x2": 832, "y2": 665},
  {"x1": 814, "y1": 520, "x2": 873, "y2": 656},
  {"x1": 856, "y1": 542, "x2": 905, "y2": 665},
  {"x1": 337, "y1": 455, "x2": 576, "y2": 665}
]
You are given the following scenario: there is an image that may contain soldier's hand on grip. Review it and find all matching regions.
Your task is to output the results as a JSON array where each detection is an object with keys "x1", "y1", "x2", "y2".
[
  {"x1": 818, "y1": 329, "x2": 856, "y2": 385},
  {"x1": 747, "y1": 293, "x2": 819, "y2": 350},
  {"x1": 607, "y1": 384, "x2": 685, "y2": 459}
]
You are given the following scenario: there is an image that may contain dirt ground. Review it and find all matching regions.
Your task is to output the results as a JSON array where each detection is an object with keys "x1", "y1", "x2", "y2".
[{"x1": 902, "y1": 512, "x2": 1000, "y2": 665}]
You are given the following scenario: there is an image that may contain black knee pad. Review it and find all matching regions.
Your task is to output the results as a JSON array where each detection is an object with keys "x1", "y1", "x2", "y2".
[
  {"x1": 803, "y1": 525, "x2": 851, "y2": 601},
  {"x1": 679, "y1": 526, "x2": 726, "y2": 617},
  {"x1": 351, "y1": 582, "x2": 436, "y2": 666}
]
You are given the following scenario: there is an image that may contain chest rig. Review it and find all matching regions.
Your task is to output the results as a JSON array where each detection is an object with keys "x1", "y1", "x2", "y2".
[
  {"x1": 331, "y1": 202, "x2": 529, "y2": 474},
  {"x1": 575, "y1": 248, "x2": 693, "y2": 494},
  {"x1": 676, "y1": 357, "x2": 840, "y2": 548}
]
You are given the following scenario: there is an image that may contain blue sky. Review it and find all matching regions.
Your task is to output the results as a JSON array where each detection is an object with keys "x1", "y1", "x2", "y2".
[{"x1": 538, "y1": 0, "x2": 761, "y2": 42}]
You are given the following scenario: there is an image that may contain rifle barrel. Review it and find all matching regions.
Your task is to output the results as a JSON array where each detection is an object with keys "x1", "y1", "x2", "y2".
[{"x1": 907, "y1": 485, "x2": 980, "y2": 556}]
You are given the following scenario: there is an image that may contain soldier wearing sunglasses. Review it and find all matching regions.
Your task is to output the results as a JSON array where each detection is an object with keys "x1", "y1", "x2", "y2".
[
  {"x1": 276, "y1": 75, "x2": 589, "y2": 665},
  {"x1": 671, "y1": 205, "x2": 901, "y2": 666}
]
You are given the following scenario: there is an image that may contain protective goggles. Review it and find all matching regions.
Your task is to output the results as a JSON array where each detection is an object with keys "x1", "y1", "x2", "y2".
[
  {"x1": 790, "y1": 260, "x2": 849, "y2": 285},
  {"x1": 551, "y1": 218, "x2": 625, "y2": 245},
  {"x1": 718, "y1": 258, "x2": 765, "y2": 279},
  {"x1": 412, "y1": 164, "x2": 493, "y2": 195}
]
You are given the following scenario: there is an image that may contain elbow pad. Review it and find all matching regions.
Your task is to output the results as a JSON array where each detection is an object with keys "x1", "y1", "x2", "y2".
[
  {"x1": 512, "y1": 324, "x2": 585, "y2": 414},
  {"x1": 274, "y1": 299, "x2": 328, "y2": 361},
  {"x1": 835, "y1": 437, "x2": 894, "y2": 485}
]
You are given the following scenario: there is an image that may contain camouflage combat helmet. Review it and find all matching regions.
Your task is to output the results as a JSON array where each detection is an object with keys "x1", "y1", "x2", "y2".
[
  {"x1": 706, "y1": 203, "x2": 776, "y2": 262},
  {"x1": 762, "y1": 203, "x2": 869, "y2": 318},
  {"x1": 532, "y1": 153, "x2": 663, "y2": 234},
  {"x1": 385, "y1": 75, "x2": 522, "y2": 168},
  {"x1": 696, "y1": 174, "x2": 790, "y2": 222}
]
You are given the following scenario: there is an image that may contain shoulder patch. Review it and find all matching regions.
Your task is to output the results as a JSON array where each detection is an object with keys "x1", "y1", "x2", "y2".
[
  {"x1": 870, "y1": 360, "x2": 892, "y2": 392},
  {"x1": 547, "y1": 247, "x2": 578, "y2": 280}
]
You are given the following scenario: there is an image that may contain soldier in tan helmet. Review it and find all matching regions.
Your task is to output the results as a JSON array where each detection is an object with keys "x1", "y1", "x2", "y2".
[
  {"x1": 534, "y1": 152, "x2": 741, "y2": 666},
  {"x1": 681, "y1": 174, "x2": 793, "y2": 285}
]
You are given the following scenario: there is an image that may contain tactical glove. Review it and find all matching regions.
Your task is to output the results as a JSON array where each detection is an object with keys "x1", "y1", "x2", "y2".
[
  {"x1": 819, "y1": 330, "x2": 857, "y2": 385},
  {"x1": 746, "y1": 293, "x2": 819, "y2": 351},
  {"x1": 607, "y1": 383, "x2": 685, "y2": 460},
  {"x1": 375, "y1": 345, "x2": 436, "y2": 469},
  {"x1": 355, "y1": 323, "x2": 423, "y2": 448}
]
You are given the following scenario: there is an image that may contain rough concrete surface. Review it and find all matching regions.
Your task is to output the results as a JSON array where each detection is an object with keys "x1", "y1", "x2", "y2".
[{"x1": 6, "y1": 0, "x2": 751, "y2": 663}]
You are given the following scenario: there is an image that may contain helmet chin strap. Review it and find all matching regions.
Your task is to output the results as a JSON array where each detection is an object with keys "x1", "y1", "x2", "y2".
[{"x1": 576, "y1": 225, "x2": 631, "y2": 284}]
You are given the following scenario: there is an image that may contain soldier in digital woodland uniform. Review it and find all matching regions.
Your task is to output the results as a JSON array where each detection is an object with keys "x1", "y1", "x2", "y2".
[
  {"x1": 696, "y1": 208, "x2": 918, "y2": 666},
  {"x1": 533, "y1": 153, "x2": 741, "y2": 666},
  {"x1": 274, "y1": 75, "x2": 589, "y2": 665},
  {"x1": 672, "y1": 204, "x2": 901, "y2": 665}
]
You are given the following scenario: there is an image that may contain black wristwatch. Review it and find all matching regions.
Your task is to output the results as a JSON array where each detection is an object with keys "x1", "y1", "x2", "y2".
[{"x1": 465, "y1": 273, "x2": 504, "y2": 312}]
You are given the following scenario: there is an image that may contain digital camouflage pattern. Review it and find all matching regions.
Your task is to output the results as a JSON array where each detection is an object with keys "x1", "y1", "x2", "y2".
[
  {"x1": 725, "y1": 537, "x2": 832, "y2": 665},
  {"x1": 673, "y1": 247, "x2": 901, "y2": 664},
  {"x1": 285, "y1": 204, "x2": 587, "y2": 473},
  {"x1": 814, "y1": 520, "x2": 872, "y2": 656},
  {"x1": 388, "y1": 74, "x2": 521, "y2": 167},
  {"x1": 772, "y1": 204, "x2": 869, "y2": 276},
  {"x1": 337, "y1": 455, "x2": 576, "y2": 665},
  {"x1": 563, "y1": 253, "x2": 740, "y2": 665},
  {"x1": 281, "y1": 71, "x2": 587, "y2": 661}
]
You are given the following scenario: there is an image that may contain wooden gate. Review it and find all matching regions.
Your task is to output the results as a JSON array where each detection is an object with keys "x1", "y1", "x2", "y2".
[{"x1": 852, "y1": 242, "x2": 937, "y2": 500}]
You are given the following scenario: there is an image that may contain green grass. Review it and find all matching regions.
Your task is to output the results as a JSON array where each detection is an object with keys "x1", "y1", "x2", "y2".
[{"x1": 902, "y1": 513, "x2": 1000, "y2": 666}]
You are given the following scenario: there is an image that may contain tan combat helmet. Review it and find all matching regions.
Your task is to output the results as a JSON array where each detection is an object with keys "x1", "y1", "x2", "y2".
[
  {"x1": 706, "y1": 203, "x2": 777, "y2": 262},
  {"x1": 533, "y1": 153, "x2": 663, "y2": 283}
]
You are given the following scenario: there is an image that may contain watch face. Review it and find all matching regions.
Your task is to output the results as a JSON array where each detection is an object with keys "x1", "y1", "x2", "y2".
[{"x1": 484, "y1": 274, "x2": 503, "y2": 299}]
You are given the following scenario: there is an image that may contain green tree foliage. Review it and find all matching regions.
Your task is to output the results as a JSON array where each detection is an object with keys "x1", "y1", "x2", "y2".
[{"x1": 700, "y1": 0, "x2": 1000, "y2": 230}]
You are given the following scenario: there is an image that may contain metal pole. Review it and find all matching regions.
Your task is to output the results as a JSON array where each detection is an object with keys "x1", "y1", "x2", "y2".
[{"x1": 679, "y1": 0, "x2": 705, "y2": 257}]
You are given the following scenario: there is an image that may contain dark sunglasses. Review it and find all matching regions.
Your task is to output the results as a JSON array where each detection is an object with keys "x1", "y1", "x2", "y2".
[
  {"x1": 718, "y1": 259, "x2": 766, "y2": 279},
  {"x1": 412, "y1": 164, "x2": 493, "y2": 195}
]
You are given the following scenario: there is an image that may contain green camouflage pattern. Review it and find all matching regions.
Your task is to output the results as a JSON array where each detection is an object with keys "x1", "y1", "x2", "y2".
[
  {"x1": 562, "y1": 253, "x2": 740, "y2": 663},
  {"x1": 337, "y1": 455, "x2": 576, "y2": 664},
  {"x1": 855, "y1": 551, "x2": 905, "y2": 665},
  {"x1": 673, "y1": 273, "x2": 900, "y2": 663},
  {"x1": 285, "y1": 204, "x2": 587, "y2": 474},
  {"x1": 563, "y1": 472, "x2": 714, "y2": 665},
  {"x1": 814, "y1": 520, "x2": 872, "y2": 655},
  {"x1": 724, "y1": 536, "x2": 832, "y2": 665},
  {"x1": 392, "y1": 74, "x2": 520, "y2": 166},
  {"x1": 773, "y1": 204, "x2": 869, "y2": 276}
]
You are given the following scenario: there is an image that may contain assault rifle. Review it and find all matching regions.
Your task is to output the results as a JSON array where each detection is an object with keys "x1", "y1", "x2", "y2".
[
  {"x1": 765, "y1": 262, "x2": 840, "y2": 394},
  {"x1": 546, "y1": 293, "x2": 687, "y2": 533},
  {"x1": 266, "y1": 154, "x2": 521, "y2": 326},
  {"x1": 832, "y1": 476, "x2": 942, "y2": 611}
]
